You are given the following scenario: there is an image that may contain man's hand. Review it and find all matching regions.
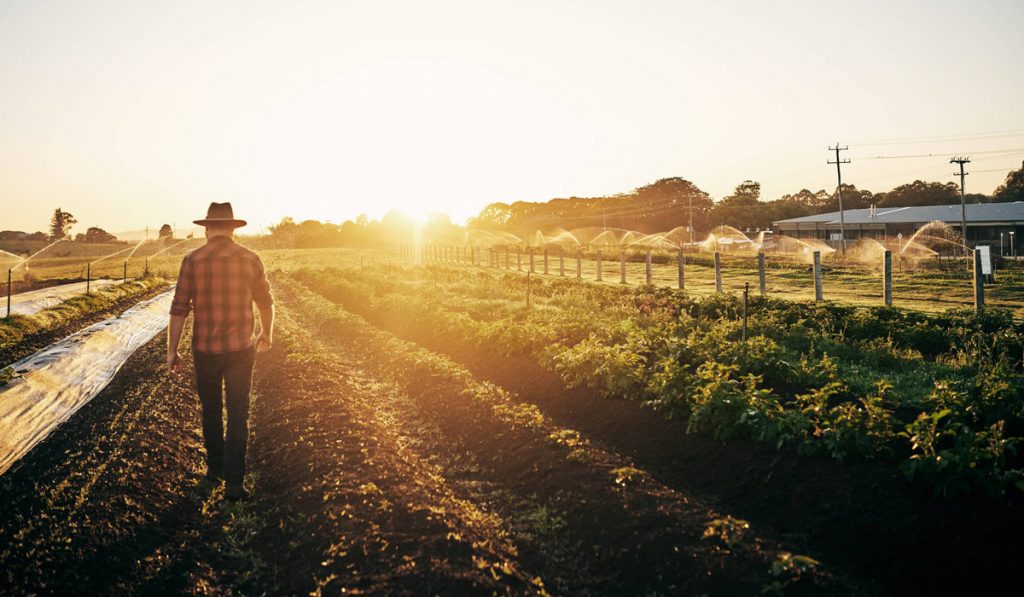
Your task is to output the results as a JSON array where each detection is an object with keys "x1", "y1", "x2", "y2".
[
  {"x1": 166, "y1": 350, "x2": 183, "y2": 376},
  {"x1": 255, "y1": 333, "x2": 272, "y2": 353}
]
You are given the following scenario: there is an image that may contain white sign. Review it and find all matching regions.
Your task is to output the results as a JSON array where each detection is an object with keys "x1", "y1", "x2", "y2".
[{"x1": 978, "y1": 245, "x2": 992, "y2": 275}]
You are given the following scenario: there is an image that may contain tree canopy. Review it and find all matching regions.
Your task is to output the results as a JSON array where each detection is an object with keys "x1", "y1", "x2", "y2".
[
  {"x1": 49, "y1": 208, "x2": 77, "y2": 240},
  {"x1": 993, "y1": 161, "x2": 1024, "y2": 203}
]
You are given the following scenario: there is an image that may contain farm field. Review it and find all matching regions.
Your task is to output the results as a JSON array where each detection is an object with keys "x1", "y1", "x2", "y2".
[
  {"x1": 267, "y1": 247, "x2": 1024, "y2": 316},
  {"x1": 1, "y1": 247, "x2": 1022, "y2": 594}
]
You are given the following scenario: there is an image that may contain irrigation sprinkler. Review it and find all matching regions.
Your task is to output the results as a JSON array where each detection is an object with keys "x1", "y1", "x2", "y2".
[
  {"x1": 5, "y1": 269, "x2": 10, "y2": 318},
  {"x1": 576, "y1": 249, "x2": 582, "y2": 279},
  {"x1": 596, "y1": 250, "x2": 603, "y2": 282},
  {"x1": 123, "y1": 261, "x2": 128, "y2": 283},
  {"x1": 529, "y1": 248, "x2": 535, "y2": 273},
  {"x1": 714, "y1": 252, "x2": 722, "y2": 293},
  {"x1": 87, "y1": 263, "x2": 91, "y2": 295},
  {"x1": 543, "y1": 249, "x2": 549, "y2": 275},
  {"x1": 645, "y1": 251, "x2": 652, "y2": 285},
  {"x1": 883, "y1": 250, "x2": 892, "y2": 307},
  {"x1": 619, "y1": 251, "x2": 626, "y2": 284},
  {"x1": 757, "y1": 251, "x2": 766, "y2": 297},
  {"x1": 559, "y1": 247, "x2": 565, "y2": 276},
  {"x1": 813, "y1": 251, "x2": 823, "y2": 302}
]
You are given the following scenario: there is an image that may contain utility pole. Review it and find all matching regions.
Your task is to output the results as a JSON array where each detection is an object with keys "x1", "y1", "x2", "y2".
[
  {"x1": 828, "y1": 144, "x2": 850, "y2": 254},
  {"x1": 951, "y1": 156, "x2": 970, "y2": 250}
]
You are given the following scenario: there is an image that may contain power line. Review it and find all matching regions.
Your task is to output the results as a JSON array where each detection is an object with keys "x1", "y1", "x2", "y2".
[
  {"x1": 849, "y1": 128, "x2": 1024, "y2": 147},
  {"x1": 859, "y1": 147, "x2": 1024, "y2": 160}
]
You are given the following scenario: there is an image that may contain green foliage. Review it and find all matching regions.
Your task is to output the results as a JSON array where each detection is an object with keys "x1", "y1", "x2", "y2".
[
  {"x1": 294, "y1": 263, "x2": 1024, "y2": 497},
  {"x1": 702, "y1": 516, "x2": 750, "y2": 550},
  {"x1": 0, "y1": 366, "x2": 16, "y2": 386},
  {"x1": 763, "y1": 552, "x2": 820, "y2": 595}
]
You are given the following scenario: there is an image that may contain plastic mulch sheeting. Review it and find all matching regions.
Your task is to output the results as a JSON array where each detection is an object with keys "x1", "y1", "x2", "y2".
[
  {"x1": 0, "y1": 289, "x2": 173, "y2": 476},
  {"x1": 7, "y1": 279, "x2": 121, "y2": 316}
]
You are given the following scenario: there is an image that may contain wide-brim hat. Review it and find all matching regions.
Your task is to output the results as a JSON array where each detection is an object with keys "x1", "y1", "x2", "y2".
[{"x1": 193, "y1": 202, "x2": 247, "y2": 228}]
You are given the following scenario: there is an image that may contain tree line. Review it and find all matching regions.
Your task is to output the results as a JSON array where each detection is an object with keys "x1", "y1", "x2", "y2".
[{"x1": 469, "y1": 160, "x2": 1024, "y2": 235}]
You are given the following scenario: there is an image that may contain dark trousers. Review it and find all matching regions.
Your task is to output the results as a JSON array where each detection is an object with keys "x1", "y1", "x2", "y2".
[{"x1": 193, "y1": 347, "x2": 255, "y2": 485}]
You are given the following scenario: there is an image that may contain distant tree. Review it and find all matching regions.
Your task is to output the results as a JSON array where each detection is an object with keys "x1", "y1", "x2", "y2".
[
  {"x1": 84, "y1": 227, "x2": 117, "y2": 243},
  {"x1": 777, "y1": 188, "x2": 831, "y2": 209},
  {"x1": 710, "y1": 181, "x2": 763, "y2": 231},
  {"x1": 815, "y1": 184, "x2": 874, "y2": 212},
  {"x1": 26, "y1": 231, "x2": 47, "y2": 241},
  {"x1": 49, "y1": 208, "x2": 77, "y2": 240},
  {"x1": 379, "y1": 211, "x2": 415, "y2": 242},
  {"x1": 992, "y1": 161, "x2": 1024, "y2": 203},
  {"x1": 876, "y1": 180, "x2": 959, "y2": 207},
  {"x1": 158, "y1": 224, "x2": 173, "y2": 239},
  {"x1": 470, "y1": 202, "x2": 513, "y2": 228}
]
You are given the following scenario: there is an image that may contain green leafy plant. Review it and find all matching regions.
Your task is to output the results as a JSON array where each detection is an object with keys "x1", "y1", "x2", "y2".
[{"x1": 701, "y1": 516, "x2": 750, "y2": 550}]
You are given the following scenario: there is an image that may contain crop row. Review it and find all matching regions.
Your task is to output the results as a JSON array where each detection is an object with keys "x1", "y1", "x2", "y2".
[
  {"x1": 0, "y1": 277, "x2": 169, "y2": 353},
  {"x1": 290, "y1": 263, "x2": 1024, "y2": 497}
]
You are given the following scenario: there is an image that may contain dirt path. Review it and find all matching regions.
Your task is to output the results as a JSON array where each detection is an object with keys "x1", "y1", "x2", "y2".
[{"x1": 0, "y1": 301, "x2": 538, "y2": 594}]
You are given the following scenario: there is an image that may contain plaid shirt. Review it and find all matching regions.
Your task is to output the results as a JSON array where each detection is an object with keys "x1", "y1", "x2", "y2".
[{"x1": 170, "y1": 236, "x2": 273, "y2": 354}]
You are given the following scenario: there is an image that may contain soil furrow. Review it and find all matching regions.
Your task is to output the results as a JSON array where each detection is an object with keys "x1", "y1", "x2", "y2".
[
  {"x1": 310, "y1": 269, "x2": 1024, "y2": 595},
  {"x1": 281, "y1": 274, "x2": 852, "y2": 595}
]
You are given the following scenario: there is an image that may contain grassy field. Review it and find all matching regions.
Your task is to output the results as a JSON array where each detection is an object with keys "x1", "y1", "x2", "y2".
[{"x1": 258, "y1": 247, "x2": 1024, "y2": 316}]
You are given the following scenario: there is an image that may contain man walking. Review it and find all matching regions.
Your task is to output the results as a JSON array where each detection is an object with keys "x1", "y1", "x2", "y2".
[{"x1": 167, "y1": 202, "x2": 274, "y2": 501}]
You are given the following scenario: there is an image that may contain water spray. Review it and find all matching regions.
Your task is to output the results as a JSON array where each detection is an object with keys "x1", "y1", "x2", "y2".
[{"x1": 6, "y1": 235, "x2": 71, "y2": 317}]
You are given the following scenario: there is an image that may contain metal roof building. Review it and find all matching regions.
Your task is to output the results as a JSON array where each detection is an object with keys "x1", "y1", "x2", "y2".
[{"x1": 773, "y1": 202, "x2": 1024, "y2": 254}]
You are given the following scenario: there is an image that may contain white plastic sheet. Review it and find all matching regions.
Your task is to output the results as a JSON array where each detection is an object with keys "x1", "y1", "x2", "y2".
[
  {"x1": 7, "y1": 280, "x2": 120, "y2": 316},
  {"x1": 0, "y1": 289, "x2": 173, "y2": 476}
]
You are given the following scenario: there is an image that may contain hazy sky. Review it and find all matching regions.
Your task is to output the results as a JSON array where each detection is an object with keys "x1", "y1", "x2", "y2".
[{"x1": 2, "y1": 0, "x2": 1023, "y2": 234}]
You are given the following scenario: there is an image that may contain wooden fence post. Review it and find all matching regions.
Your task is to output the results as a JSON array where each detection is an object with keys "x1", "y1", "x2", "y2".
[
  {"x1": 677, "y1": 249, "x2": 684, "y2": 290},
  {"x1": 758, "y1": 251, "x2": 766, "y2": 297},
  {"x1": 973, "y1": 248, "x2": 985, "y2": 311},
  {"x1": 813, "y1": 251, "x2": 823, "y2": 302},
  {"x1": 883, "y1": 250, "x2": 892, "y2": 306},
  {"x1": 714, "y1": 252, "x2": 722, "y2": 293}
]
